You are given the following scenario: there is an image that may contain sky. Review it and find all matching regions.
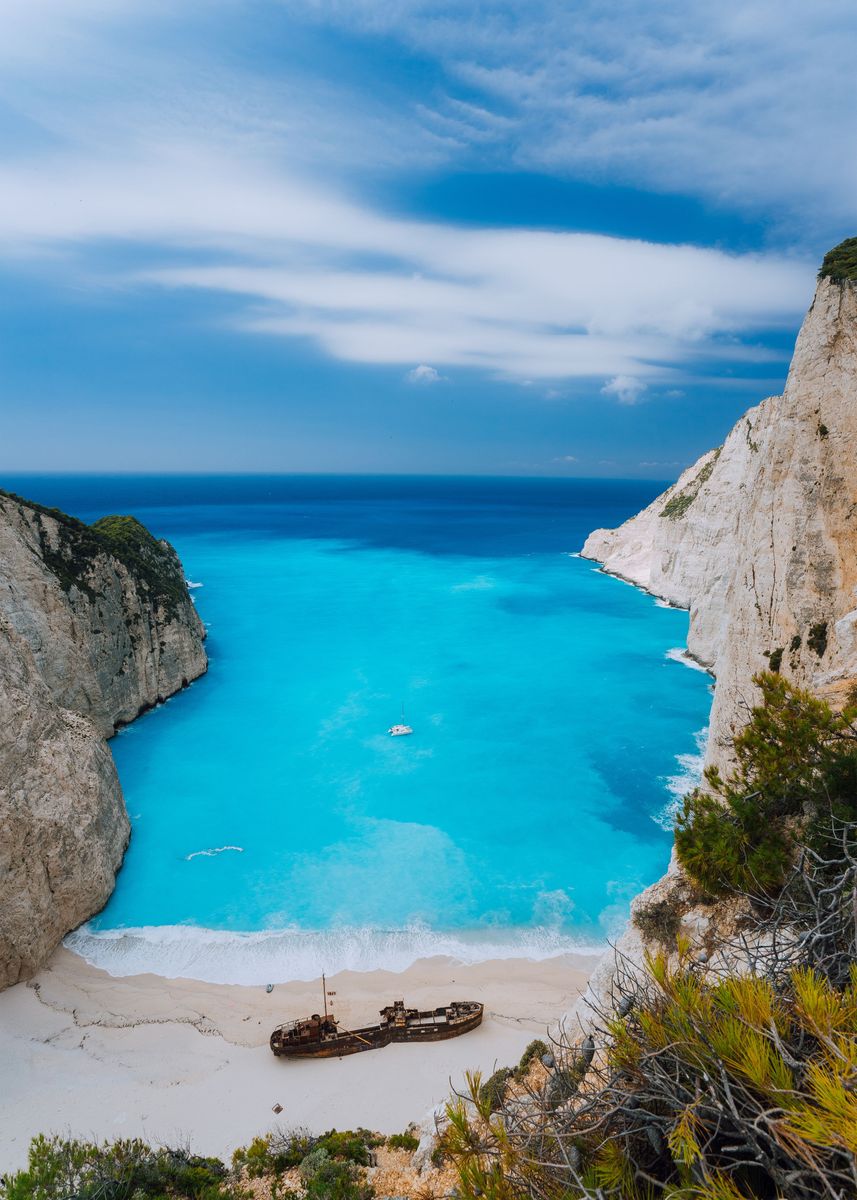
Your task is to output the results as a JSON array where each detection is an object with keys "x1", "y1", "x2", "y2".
[{"x1": 1, "y1": 1, "x2": 855, "y2": 476}]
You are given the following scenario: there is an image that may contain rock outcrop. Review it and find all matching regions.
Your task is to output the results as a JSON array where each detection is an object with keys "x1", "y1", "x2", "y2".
[
  {"x1": 569, "y1": 262, "x2": 857, "y2": 1040},
  {"x1": 583, "y1": 273, "x2": 857, "y2": 773},
  {"x1": 0, "y1": 491, "x2": 207, "y2": 987}
]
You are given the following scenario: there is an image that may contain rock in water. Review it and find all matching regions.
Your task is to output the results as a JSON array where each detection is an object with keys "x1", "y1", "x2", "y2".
[{"x1": 0, "y1": 490, "x2": 207, "y2": 988}]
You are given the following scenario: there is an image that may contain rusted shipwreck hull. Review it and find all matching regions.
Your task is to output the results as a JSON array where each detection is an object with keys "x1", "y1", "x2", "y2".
[{"x1": 270, "y1": 999, "x2": 484, "y2": 1059}]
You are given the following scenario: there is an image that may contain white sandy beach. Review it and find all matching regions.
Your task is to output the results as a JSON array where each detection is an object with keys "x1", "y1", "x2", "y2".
[{"x1": 0, "y1": 947, "x2": 599, "y2": 1172}]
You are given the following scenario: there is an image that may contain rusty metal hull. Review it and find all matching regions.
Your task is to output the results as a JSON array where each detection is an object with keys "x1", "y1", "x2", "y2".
[{"x1": 270, "y1": 1001, "x2": 483, "y2": 1059}]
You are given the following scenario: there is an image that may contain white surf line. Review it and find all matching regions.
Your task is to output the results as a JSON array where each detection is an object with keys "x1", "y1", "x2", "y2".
[
  {"x1": 665, "y1": 647, "x2": 713, "y2": 675},
  {"x1": 185, "y1": 846, "x2": 244, "y2": 861}
]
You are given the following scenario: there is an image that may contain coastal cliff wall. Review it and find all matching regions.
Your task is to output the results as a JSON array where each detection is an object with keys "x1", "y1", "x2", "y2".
[
  {"x1": 583, "y1": 273, "x2": 857, "y2": 772},
  {"x1": 0, "y1": 492, "x2": 207, "y2": 987},
  {"x1": 563, "y1": 263, "x2": 857, "y2": 1042}
]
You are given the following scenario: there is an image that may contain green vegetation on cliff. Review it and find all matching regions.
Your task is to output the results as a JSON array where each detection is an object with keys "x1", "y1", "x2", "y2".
[
  {"x1": 660, "y1": 448, "x2": 720, "y2": 520},
  {"x1": 676, "y1": 672, "x2": 857, "y2": 894},
  {"x1": 818, "y1": 236, "x2": 857, "y2": 284},
  {"x1": 0, "y1": 490, "x2": 187, "y2": 616}
]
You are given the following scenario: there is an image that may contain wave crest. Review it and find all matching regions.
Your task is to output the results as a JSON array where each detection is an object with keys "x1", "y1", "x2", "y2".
[{"x1": 64, "y1": 923, "x2": 604, "y2": 986}]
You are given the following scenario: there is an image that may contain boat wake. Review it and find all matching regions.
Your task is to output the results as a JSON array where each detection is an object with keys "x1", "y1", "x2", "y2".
[
  {"x1": 64, "y1": 922, "x2": 605, "y2": 986},
  {"x1": 184, "y1": 845, "x2": 244, "y2": 860}
]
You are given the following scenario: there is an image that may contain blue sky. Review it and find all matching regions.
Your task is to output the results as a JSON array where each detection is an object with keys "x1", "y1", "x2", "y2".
[{"x1": 1, "y1": 1, "x2": 855, "y2": 476}]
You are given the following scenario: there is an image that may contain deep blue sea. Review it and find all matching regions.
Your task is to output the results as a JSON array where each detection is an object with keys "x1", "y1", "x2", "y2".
[{"x1": 8, "y1": 476, "x2": 711, "y2": 983}]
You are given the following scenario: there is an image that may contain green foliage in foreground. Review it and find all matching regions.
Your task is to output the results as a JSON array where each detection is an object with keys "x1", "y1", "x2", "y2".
[
  {"x1": 385, "y1": 1131, "x2": 419, "y2": 1152},
  {"x1": 299, "y1": 1151, "x2": 373, "y2": 1200},
  {"x1": 0, "y1": 1136, "x2": 241, "y2": 1200},
  {"x1": 443, "y1": 955, "x2": 857, "y2": 1200},
  {"x1": 818, "y1": 235, "x2": 857, "y2": 283},
  {"x1": 231, "y1": 1128, "x2": 381, "y2": 1177},
  {"x1": 675, "y1": 671, "x2": 857, "y2": 894},
  {"x1": 513, "y1": 1038, "x2": 550, "y2": 1080}
]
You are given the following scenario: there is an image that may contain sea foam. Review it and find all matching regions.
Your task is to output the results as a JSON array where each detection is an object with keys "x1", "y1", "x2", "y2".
[
  {"x1": 665, "y1": 647, "x2": 712, "y2": 674},
  {"x1": 64, "y1": 923, "x2": 604, "y2": 986},
  {"x1": 655, "y1": 727, "x2": 709, "y2": 829}
]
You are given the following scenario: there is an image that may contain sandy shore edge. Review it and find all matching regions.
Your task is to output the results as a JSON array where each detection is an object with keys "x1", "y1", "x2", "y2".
[{"x1": 0, "y1": 946, "x2": 599, "y2": 1172}]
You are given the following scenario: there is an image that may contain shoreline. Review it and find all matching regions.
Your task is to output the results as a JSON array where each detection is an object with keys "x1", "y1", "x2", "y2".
[
  {"x1": 64, "y1": 922, "x2": 609, "y2": 987},
  {"x1": 0, "y1": 945, "x2": 600, "y2": 1171}
]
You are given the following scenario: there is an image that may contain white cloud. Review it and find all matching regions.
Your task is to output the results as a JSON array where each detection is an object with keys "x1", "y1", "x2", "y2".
[
  {"x1": 295, "y1": 1, "x2": 857, "y2": 231},
  {"x1": 0, "y1": 139, "x2": 813, "y2": 383},
  {"x1": 0, "y1": 142, "x2": 816, "y2": 382},
  {"x1": 601, "y1": 375, "x2": 649, "y2": 405},
  {"x1": 0, "y1": 0, "x2": 820, "y2": 390},
  {"x1": 554, "y1": 454, "x2": 578, "y2": 463},
  {"x1": 406, "y1": 364, "x2": 444, "y2": 384}
]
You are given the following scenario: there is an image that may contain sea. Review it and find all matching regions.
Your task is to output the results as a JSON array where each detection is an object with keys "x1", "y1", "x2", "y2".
[{"x1": 7, "y1": 475, "x2": 712, "y2": 984}]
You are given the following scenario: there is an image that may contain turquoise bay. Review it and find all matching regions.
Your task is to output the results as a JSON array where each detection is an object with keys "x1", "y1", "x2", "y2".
[{"x1": 9, "y1": 477, "x2": 711, "y2": 982}]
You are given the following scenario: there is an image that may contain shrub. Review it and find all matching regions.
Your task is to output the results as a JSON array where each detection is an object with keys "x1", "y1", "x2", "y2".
[
  {"x1": 513, "y1": 1038, "x2": 550, "y2": 1080},
  {"x1": 765, "y1": 646, "x2": 783, "y2": 673},
  {"x1": 478, "y1": 1067, "x2": 513, "y2": 1112},
  {"x1": 1, "y1": 1136, "x2": 240, "y2": 1200},
  {"x1": 232, "y1": 1130, "x2": 320, "y2": 1176},
  {"x1": 675, "y1": 671, "x2": 857, "y2": 895},
  {"x1": 232, "y1": 1128, "x2": 380, "y2": 1180},
  {"x1": 386, "y1": 1131, "x2": 420, "y2": 1152},
  {"x1": 632, "y1": 896, "x2": 682, "y2": 947},
  {"x1": 299, "y1": 1151, "x2": 373, "y2": 1200},
  {"x1": 807, "y1": 620, "x2": 828, "y2": 656},
  {"x1": 818, "y1": 235, "x2": 857, "y2": 283}
]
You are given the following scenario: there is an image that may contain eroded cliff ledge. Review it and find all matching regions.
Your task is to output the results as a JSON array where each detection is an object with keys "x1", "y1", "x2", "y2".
[
  {"x1": 583, "y1": 271, "x2": 857, "y2": 774},
  {"x1": 0, "y1": 491, "x2": 207, "y2": 988}
]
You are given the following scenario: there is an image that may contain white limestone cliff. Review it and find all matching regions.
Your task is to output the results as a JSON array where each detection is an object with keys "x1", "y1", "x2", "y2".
[
  {"x1": 565, "y1": 273, "x2": 857, "y2": 1039},
  {"x1": 0, "y1": 492, "x2": 207, "y2": 987},
  {"x1": 583, "y1": 274, "x2": 857, "y2": 771}
]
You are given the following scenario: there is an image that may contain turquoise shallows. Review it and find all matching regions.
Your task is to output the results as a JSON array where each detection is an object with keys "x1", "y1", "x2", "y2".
[{"x1": 8, "y1": 476, "x2": 711, "y2": 982}]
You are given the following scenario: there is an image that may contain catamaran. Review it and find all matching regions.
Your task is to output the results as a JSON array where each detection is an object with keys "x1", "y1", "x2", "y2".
[{"x1": 388, "y1": 703, "x2": 413, "y2": 736}]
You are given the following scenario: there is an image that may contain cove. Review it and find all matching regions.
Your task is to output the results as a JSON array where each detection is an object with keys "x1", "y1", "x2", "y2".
[{"x1": 8, "y1": 476, "x2": 712, "y2": 983}]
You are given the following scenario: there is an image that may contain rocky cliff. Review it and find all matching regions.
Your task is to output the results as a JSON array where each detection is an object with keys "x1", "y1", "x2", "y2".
[
  {"x1": 583, "y1": 271, "x2": 857, "y2": 773},
  {"x1": 566, "y1": 254, "x2": 857, "y2": 1039},
  {"x1": 0, "y1": 491, "x2": 207, "y2": 987}
]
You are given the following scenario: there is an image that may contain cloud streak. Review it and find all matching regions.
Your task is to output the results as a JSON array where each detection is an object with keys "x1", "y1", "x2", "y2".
[
  {"x1": 0, "y1": 0, "x2": 822, "y2": 391},
  {"x1": 0, "y1": 141, "x2": 812, "y2": 382},
  {"x1": 292, "y1": 0, "x2": 857, "y2": 232}
]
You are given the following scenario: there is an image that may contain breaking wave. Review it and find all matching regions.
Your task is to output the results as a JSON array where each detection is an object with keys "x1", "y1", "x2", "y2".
[
  {"x1": 655, "y1": 727, "x2": 709, "y2": 830},
  {"x1": 665, "y1": 647, "x2": 712, "y2": 674},
  {"x1": 64, "y1": 923, "x2": 605, "y2": 986}
]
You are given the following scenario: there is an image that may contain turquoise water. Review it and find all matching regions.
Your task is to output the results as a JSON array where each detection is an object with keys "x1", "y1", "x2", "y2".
[{"x1": 9, "y1": 477, "x2": 711, "y2": 982}]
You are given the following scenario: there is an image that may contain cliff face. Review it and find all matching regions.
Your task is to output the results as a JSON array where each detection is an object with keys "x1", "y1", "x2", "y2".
[
  {"x1": 0, "y1": 492, "x2": 207, "y2": 988},
  {"x1": 583, "y1": 275, "x2": 857, "y2": 771}
]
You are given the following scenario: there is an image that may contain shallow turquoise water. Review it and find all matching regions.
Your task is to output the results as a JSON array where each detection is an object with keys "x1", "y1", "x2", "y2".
[{"x1": 9, "y1": 476, "x2": 711, "y2": 982}]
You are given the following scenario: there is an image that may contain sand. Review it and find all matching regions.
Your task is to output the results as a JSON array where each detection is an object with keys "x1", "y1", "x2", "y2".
[{"x1": 0, "y1": 946, "x2": 599, "y2": 1172}]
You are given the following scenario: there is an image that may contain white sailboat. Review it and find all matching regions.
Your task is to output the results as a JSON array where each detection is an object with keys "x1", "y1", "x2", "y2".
[{"x1": 388, "y1": 702, "x2": 413, "y2": 737}]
